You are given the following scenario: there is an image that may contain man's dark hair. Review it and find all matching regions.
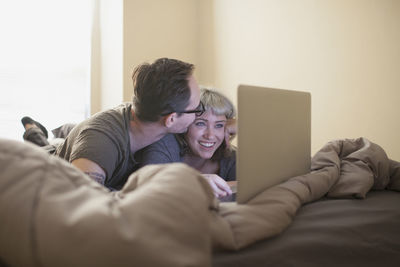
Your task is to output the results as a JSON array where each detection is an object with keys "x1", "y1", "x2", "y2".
[{"x1": 132, "y1": 58, "x2": 195, "y2": 122}]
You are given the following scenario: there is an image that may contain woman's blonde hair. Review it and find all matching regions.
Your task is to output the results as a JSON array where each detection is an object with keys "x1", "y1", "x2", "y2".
[
  {"x1": 200, "y1": 87, "x2": 236, "y2": 120},
  {"x1": 176, "y1": 86, "x2": 236, "y2": 160}
]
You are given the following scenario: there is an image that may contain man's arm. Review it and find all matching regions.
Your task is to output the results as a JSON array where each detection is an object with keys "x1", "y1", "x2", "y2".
[{"x1": 71, "y1": 158, "x2": 106, "y2": 185}]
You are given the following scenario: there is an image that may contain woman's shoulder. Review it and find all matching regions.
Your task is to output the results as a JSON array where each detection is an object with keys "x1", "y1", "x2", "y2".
[
  {"x1": 221, "y1": 149, "x2": 236, "y2": 165},
  {"x1": 218, "y1": 148, "x2": 236, "y2": 181},
  {"x1": 136, "y1": 134, "x2": 182, "y2": 165},
  {"x1": 150, "y1": 134, "x2": 180, "y2": 150}
]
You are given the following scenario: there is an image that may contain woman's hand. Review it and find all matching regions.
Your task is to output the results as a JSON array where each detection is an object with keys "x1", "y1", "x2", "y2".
[
  {"x1": 224, "y1": 118, "x2": 237, "y2": 147},
  {"x1": 202, "y1": 174, "x2": 232, "y2": 198}
]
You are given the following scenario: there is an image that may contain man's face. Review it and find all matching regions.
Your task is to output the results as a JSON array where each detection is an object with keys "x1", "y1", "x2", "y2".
[{"x1": 169, "y1": 75, "x2": 201, "y2": 133}]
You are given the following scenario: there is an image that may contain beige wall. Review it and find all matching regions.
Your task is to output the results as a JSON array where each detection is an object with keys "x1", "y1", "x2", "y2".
[
  {"x1": 93, "y1": 0, "x2": 400, "y2": 160},
  {"x1": 122, "y1": 0, "x2": 201, "y2": 102},
  {"x1": 92, "y1": 0, "x2": 202, "y2": 111},
  {"x1": 209, "y1": 0, "x2": 400, "y2": 160}
]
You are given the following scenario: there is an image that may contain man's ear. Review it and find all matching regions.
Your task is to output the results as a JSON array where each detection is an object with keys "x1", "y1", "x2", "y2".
[{"x1": 163, "y1": 112, "x2": 177, "y2": 128}]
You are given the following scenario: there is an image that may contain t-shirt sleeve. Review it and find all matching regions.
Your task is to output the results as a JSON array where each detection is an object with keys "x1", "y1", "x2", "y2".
[
  {"x1": 69, "y1": 129, "x2": 120, "y2": 179},
  {"x1": 137, "y1": 134, "x2": 181, "y2": 167}
]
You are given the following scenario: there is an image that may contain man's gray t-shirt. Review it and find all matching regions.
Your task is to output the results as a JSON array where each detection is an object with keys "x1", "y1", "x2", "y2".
[
  {"x1": 55, "y1": 103, "x2": 138, "y2": 190},
  {"x1": 137, "y1": 134, "x2": 236, "y2": 181}
]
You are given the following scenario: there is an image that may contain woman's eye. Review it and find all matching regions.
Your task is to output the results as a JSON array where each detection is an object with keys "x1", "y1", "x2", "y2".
[
  {"x1": 215, "y1": 123, "x2": 225, "y2": 129},
  {"x1": 195, "y1": 121, "x2": 206, "y2": 126}
]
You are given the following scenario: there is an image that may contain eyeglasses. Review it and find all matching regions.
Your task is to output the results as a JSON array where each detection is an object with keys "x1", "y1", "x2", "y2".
[{"x1": 161, "y1": 102, "x2": 205, "y2": 117}]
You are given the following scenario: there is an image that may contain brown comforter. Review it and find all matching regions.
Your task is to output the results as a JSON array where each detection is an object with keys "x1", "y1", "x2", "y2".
[
  {"x1": 212, "y1": 137, "x2": 400, "y2": 250},
  {"x1": 0, "y1": 137, "x2": 399, "y2": 267}
]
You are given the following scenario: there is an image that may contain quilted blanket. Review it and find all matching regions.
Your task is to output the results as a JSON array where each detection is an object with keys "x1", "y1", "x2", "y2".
[{"x1": 0, "y1": 137, "x2": 399, "y2": 267}]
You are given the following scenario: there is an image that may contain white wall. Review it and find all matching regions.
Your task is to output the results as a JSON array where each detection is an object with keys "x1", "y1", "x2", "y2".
[
  {"x1": 210, "y1": 0, "x2": 400, "y2": 160},
  {"x1": 91, "y1": 0, "x2": 123, "y2": 113}
]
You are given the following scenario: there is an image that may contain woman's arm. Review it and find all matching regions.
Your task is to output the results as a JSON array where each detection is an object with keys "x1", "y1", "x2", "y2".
[{"x1": 202, "y1": 174, "x2": 232, "y2": 198}]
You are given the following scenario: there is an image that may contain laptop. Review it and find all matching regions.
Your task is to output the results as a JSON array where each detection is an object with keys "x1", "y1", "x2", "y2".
[{"x1": 220, "y1": 85, "x2": 311, "y2": 204}]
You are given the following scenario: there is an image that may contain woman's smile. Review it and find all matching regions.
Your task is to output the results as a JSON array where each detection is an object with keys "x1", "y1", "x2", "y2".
[{"x1": 185, "y1": 111, "x2": 227, "y2": 159}]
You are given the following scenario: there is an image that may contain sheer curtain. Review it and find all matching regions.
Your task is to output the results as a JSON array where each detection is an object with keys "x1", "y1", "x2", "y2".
[{"x1": 0, "y1": 0, "x2": 92, "y2": 141}]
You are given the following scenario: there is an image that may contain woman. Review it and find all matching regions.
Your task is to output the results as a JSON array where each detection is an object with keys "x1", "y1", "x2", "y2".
[{"x1": 138, "y1": 87, "x2": 236, "y2": 198}]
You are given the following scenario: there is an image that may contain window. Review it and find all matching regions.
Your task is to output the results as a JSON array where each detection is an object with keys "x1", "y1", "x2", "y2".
[{"x1": 0, "y1": 0, "x2": 92, "y2": 141}]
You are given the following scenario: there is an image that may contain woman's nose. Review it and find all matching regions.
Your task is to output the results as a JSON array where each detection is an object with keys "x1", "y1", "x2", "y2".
[{"x1": 203, "y1": 127, "x2": 215, "y2": 139}]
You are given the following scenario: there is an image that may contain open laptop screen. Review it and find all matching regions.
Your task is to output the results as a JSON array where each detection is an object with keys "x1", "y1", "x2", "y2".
[{"x1": 235, "y1": 85, "x2": 311, "y2": 204}]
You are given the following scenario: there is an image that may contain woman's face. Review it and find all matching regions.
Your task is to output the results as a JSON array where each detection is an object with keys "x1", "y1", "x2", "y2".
[{"x1": 185, "y1": 110, "x2": 227, "y2": 159}]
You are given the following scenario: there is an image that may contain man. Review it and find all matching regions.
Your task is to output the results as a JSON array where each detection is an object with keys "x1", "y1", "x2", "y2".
[{"x1": 55, "y1": 58, "x2": 202, "y2": 190}]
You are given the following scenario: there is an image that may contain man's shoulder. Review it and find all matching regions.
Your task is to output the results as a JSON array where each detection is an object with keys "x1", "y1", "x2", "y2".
[
  {"x1": 57, "y1": 103, "x2": 132, "y2": 155},
  {"x1": 80, "y1": 103, "x2": 132, "y2": 136},
  {"x1": 92, "y1": 103, "x2": 131, "y2": 122}
]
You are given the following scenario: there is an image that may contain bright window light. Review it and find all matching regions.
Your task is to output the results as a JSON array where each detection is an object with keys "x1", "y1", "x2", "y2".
[{"x1": 0, "y1": 0, "x2": 92, "y2": 141}]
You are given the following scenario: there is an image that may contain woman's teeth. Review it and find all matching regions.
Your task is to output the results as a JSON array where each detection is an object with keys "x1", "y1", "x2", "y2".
[{"x1": 199, "y1": 142, "x2": 215, "y2": 148}]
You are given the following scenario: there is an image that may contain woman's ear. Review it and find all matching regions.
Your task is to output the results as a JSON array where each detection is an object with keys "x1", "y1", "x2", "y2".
[{"x1": 163, "y1": 113, "x2": 177, "y2": 128}]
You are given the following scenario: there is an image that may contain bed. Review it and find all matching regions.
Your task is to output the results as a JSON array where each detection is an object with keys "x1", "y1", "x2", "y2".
[
  {"x1": 0, "y1": 137, "x2": 399, "y2": 267},
  {"x1": 213, "y1": 190, "x2": 400, "y2": 266}
]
